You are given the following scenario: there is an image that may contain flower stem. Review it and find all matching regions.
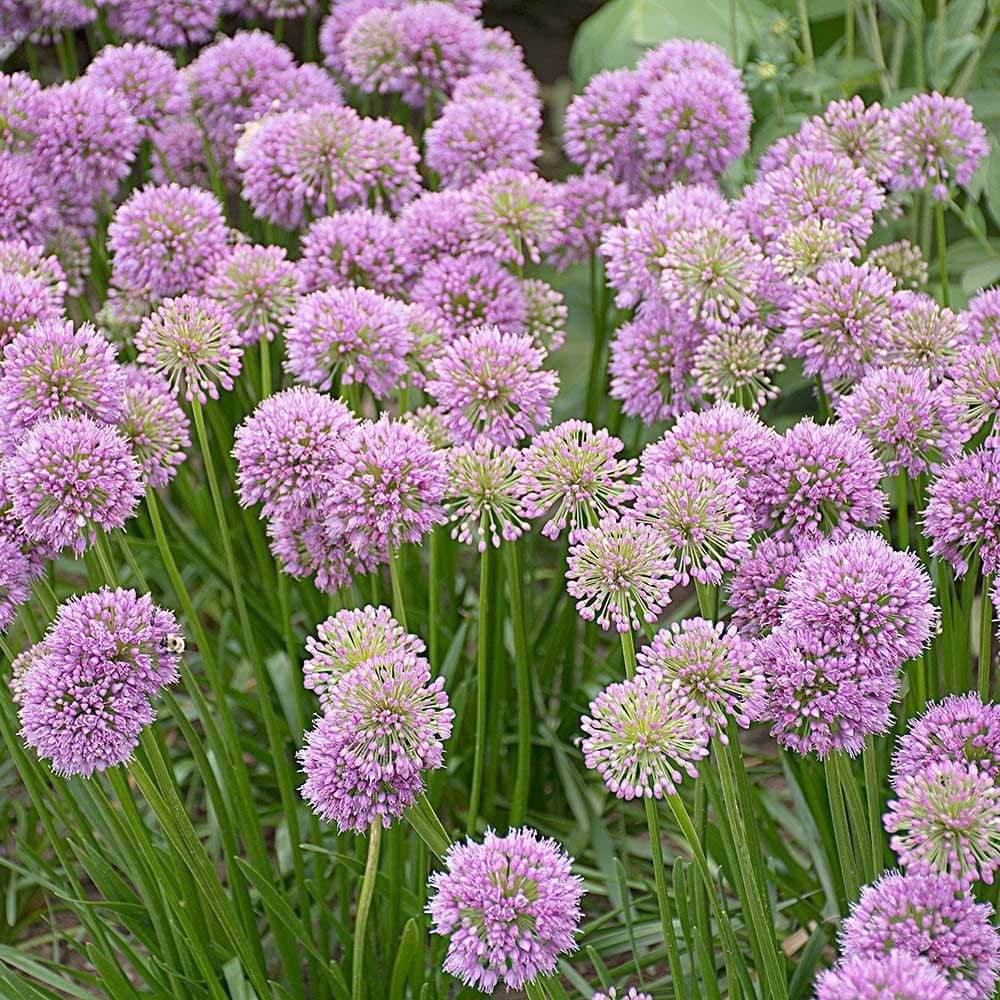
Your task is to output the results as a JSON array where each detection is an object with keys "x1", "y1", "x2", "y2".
[
  {"x1": 936, "y1": 198, "x2": 949, "y2": 308},
  {"x1": 467, "y1": 545, "x2": 490, "y2": 836},
  {"x1": 863, "y1": 737, "x2": 884, "y2": 880},
  {"x1": 352, "y1": 820, "x2": 383, "y2": 1000},
  {"x1": 825, "y1": 754, "x2": 861, "y2": 906},
  {"x1": 980, "y1": 573, "x2": 993, "y2": 699},
  {"x1": 388, "y1": 543, "x2": 408, "y2": 631},
  {"x1": 896, "y1": 471, "x2": 909, "y2": 551},
  {"x1": 506, "y1": 543, "x2": 532, "y2": 827},
  {"x1": 259, "y1": 336, "x2": 272, "y2": 399}
]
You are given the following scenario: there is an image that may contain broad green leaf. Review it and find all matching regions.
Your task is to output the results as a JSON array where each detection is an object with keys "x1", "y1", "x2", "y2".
[
  {"x1": 961, "y1": 259, "x2": 1000, "y2": 293},
  {"x1": 389, "y1": 918, "x2": 420, "y2": 1000}
]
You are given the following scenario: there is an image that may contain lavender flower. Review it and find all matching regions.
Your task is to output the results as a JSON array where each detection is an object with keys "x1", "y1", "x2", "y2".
[
  {"x1": 426, "y1": 326, "x2": 558, "y2": 447},
  {"x1": 0, "y1": 152, "x2": 59, "y2": 247},
  {"x1": 636, "y1": 618, "x2": 766, "y2": 733},
  {"x1": 18, "y1": 587, "x2": 181, "y2": 776},
  {"x1": 6, "y1": 416, "x2": 142, "y2": 555},
  {"x1": 815, "y1": 952, "x2": 956, "y2": 1000},
  {"x1": 885, "y1": 761, "x2": 1000, "y2": 887},
  {"x1": 0, "y1": 240, "x2": 66, "y2": 313},
  {"x1": 631, "y1": 458, "x2": 752, "y2": 586},
  {"x1": 353, "y1": 116, "x2": 423, "y2": 212},
  {"x1": 411, "y1": 254, "x2": 526, "y2": 336},
  {"x1": 948, "y1": 342, "x2": 1000, "y2": 433},
  {"x1": 302, "y1": 605, "x2": 424, "y2": 704},
  {"x1": 117, "y1": 367, "x2": 190, "y2": 489},
  {"x1": 923, "y1": 448, "x2": 1000, "y2": 576},
  {"x1": 566, "y1": 515, "x2": 680, "y2": 633},
  {"x1": 300, "y1": 650, "x2": 453, "y2": 832},
  {"x1": 758, "y1": 627, "x2": 898, "y2": 757},
  {"x1": 0, "y1": 72, "x2": 42, "y2": 152},
  {"x1": 636, "y1": 38, "x2": 743, "y2": 89},
  {"x1": 581, "y1": 671, "x2": 710, "y2": 798},
  {"x1": 868, "y1": 239, "x2": 929, "y2": 290},
  {"x1": 837, "y1": 366, "x2": 968, "y2": 476},
  {"x1": 692, "y1": 325, "x2": 785, "y2": 411},
  {"x1": 108, "y1": 184, "x2": 229, "y2": 301},
  {"x1": 0, "y1": 535, "x2": 30, "y2": 632},
  {"x1": 427, "y1": 827, "x2": 583, "y2": 993},
  {"x1": 840, "y1": 870, "x2": 999, "y2": 998},
  {"x1": 728, "y1": 537, "x2": 803, "y2": 636},
  {"x1": 135, "y1": 295, "x2": 243, "y2": 404},
  {"x1": 593, "y1": 990, "x2": 652, "y2": 1000},
  {"x1": 446, "y1": 440, "x2": 527, "y2": 552},
  {"x1": 893, "y1": 694, "x2": 1000, "y2": 788},
  {"x1": 799, "y1": 96, "x2": 892, "y2": 182},
  {"x1": 751, "y1": 419, "x2": 887, "y2": 542},
  {"x1": 887, "y1": 93, "x2": 988, "y2": 200},
  {"x1": 107, "y1": 0, "x2": 220, "y2": 47},
  {"x1": 881, "y1": 292, "x2": 970, "y2": 379},
  {"x1": 396, "y1": 189, "x2": 478, "y2": 266},
  {"x1": 0, "y1": 272, "x2": 63, "y2": 354},
  {"x1": 233, "y1": 387, "x2": 355, "y2": 516},
  {"x1": 767, "y1": 218, "x2": 855, "y2": 283},
  {"x1": 325, "y1": 416, "x2": 447, "y2": 554},
  {"x1": 967, "y1": 287, "x2": 1000, "y2": 344},
  {"x1": 517, "y1": 420, "x2": 635, "y2": 541},
  {"x1": 544, "y1": 173, "x2": 634, "y2": 271},
  {"x1": 522, "y1": 279, "x2": 568, "y2": 352},
  {"x1": 0, "y1": 319, "x2": 125, "y2": 447},
  {"x1": 783, "y1": 532, "x2": 937, "y2": 663}
]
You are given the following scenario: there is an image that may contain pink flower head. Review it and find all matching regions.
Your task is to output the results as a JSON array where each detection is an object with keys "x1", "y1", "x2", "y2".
[
  {"x1": 815, "y1": 952, "x2": 957, "y2": 1000},
  {"x1": 445, "y1": 440, "x2": 527, "y2": 552},
  {"x1": 728, "y1": 537, "x2": 804, "y2": 637},
  {"x1": 117, "y1": 366, "x2": 190, "y2": 489},
  {"x1": 543, "y1": 173, "x2": 634, "y2": 272}
]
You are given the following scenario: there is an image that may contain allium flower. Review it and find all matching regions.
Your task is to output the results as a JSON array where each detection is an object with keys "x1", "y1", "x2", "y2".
[
  {"x1": 887, "y1": 93, "x2": 988, "y2": 200},
  {"x1": 353, "y1": 116, "x2": 423, "y2": 212},
  {"x1": 106, "y1": 0, "x2": 220, "y2": 47},
  {"x1": 783, "y1": 532, "x2": 936, "y2": 663},
  {"x1": 880, "y1": 291, "x2": 970, "y2": 379},
  {"x1": 233, "y1": 387, "x2": 354, "y2": 516},
  {"x1": 0, "y1": 319, "x2": 125, "y2": 447},
  {"x1": 522, "y1": 279, "x2": 567, "y2": 352},
  {"x1": 84, "y1": 43, "x2": 186, "y2": 139},
  {"x1": 798, "y1": 96, "x2": 891, "y2": 177},
  {"x1": 657, "y1": 223, "x2": 787, "y2": 334},
  {"x1": 636, "y1": 618, "x2": 766, "y2": 733},
  {"x1": 0, "y1": 535, "x2": 31, "y2": 631},
  {"x1": 33, "y1": 80, "x2": 139, "y2": 217},
  {"x1": 840, "y1": 870, "x2": 1000, "y2": 998},
  {"x1": 544, "y1": 173, "x2": 634, "y2": 271},
  {"x1": 868, "y1": 239, "x2": 929, "y2": 290},
  {"x1": 566, "y1": 515, "x2": 679, "y2": 633},
  {"x1": 894, "y1": 694, "x2": 1000, "y2": 787},
  {"x1": 0, "y1": 152, "x2": 59, "y2": 246},
  {"x1": 341, "y1": 9, "x2": 407, "y2": 92},
  {"x1": 5, "y1": 416, "x2": 143, "y2": 556},
  {"x1": 0, "y1": 240, "x2": 66, "y2": 313},
  {"x1": 581, "y1": 671, "x2": 710, "y2": 797},
  {"x1": 636, "y1": 67, "x2": 751, "y2": 184},
  {"x1": 426, "y1": 326, "x2": 558, "y2": 447},
  {"x1": 636, "y1": 37, "x2": 743, "y2": 88},
  {"x1": 592, "y1": 990, "x2": 652, "y2": 1000},
  {"x1": 425, "y1": 96, "x2": 540, "y2": 188},
  {"x1": 0, "y1": 72, "x2": 41, "y2": 152},
  {"x1": 631, "y1": 459, "x2": 752, "y2": 585},
  {"x1": 108, "y1": 184, "x2": 229, "y2": 301},
  {"x1": 767, "y1": 217, "x2": 855, "y2": 283},
  {"x1": 608, "y1": 300, "x2": 705, "y2": 423},
  {"x1": 411, "y1": 254, "x2": 526, "y2": 336},
  {"x1": 692, "y1": 324, "x2": 785, "y2": 410},
  {"x1": 885, "y1": 762, "x2": 1000, "y2": 887},
  {"x1": 117, "y1": 367, "x2": 190, "y2": 489},
  {"x1": 206, "y1": 244, "x2": 299, "y2": 346},
  {"x1": 451, "y1": 69, "x2": 539, "y2": 109},
  {"x1": 562, "y1": 68, "x2": 645, "y2": 185},
  {"x1": 736, "y1": 149, "x2": 883, "y2": 251},
  {"x1": 326, "y1": 416, "x2": 447, "y2": 553},
  {"x1": 517, "y1": 420, "x2": 635, "y2": 541},
  {"x1": 300, "y1": 650, "x2": 453, "y2": 832},
  {"x1": 18, "y1": 587, "x2": 181, "y2": 776},
  {"x1": 947, "y1": 343, "x2": 1000, "y2": 432},
  {"x1": 302, "y1": 605, "x2": 424, "y2": 703},
  {"x1": 782, "y1": 261, "x2": 897, "y2": 381},
  {"x1": 285, "y1": 287, "x2": 412, "y2": 400},
  {"x1": 150, "y1": 115, "x2": 212, "y2": 189},
  {"x1": 396, "y1": 189, "x2": 478, "y2": 266},
  {"x1": 967, "y1": 287, "x2": 1000, "y2": 344},
  {"x1": 641, "y1": 402, "x2": 779, "y2": 488},
  {"x1": 751, "y1": 419, "x2": 887, "y2": 542},
  {"x1": 446, "y1": 441, "x2": 527, "y2": 551},
  {"x1": 728, "y1": 537, "x2": 803, "y2": 636},
  {"x1": 427, "y1": 827, "x2": 583, "y2": 993},
  {"x1": 599, "y1": 183, "x2": 727, "y2": 307},
  {"x1": 836, "y1": 367, "x2": 968, "y2": 476},
  {"x1": 923, "y1": 448, "x2": 1000, "y2": 576},
  {"x1": 466, "y1": 169, "x2": 561, "y2": 268},
  {"x1": 757, "y1": 627, "x2": 898, "y2": 757},
  {"x1": 298, "y1": 210, "x2": 411, "y2": 296},
  {"x1": 135, "y1": 295, "x2": 243, "y2": 404},
  {"x1": 815, "y1": 953, "x2": 955, "y2": 1000},
  {"x1": 0, "y1": 272, "x2": 63, "y2": 353}
]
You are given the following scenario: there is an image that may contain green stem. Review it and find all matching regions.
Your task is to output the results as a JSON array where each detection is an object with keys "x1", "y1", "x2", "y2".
[
  {"x1": 936, "y1": 199, "x2": 949, "y2": 308},
  {"x1": 352, "y1": 821, "x2": 383, "y2": 1000},
  {"x1": 980, "y1": 574, "x2": 993, "y2": 700},
  {"x1": 467, "y1": 546, "x2": 490, "y2": 836},
  {"x1": 388, "y1": 543, "x2": 408, "y2": 631},
  {"x1": 863, "y1": 737, "x2": 884, "y2": 880},
  {"x1": 506, "y1": 543, "x2": 532, "y2": 827},
  {"x1": 260, "y1": 335, "x2": 272, "y2": 399},
  {"x1": 896, "y1": 471, "x2": 909, "y2": 551},
  {"x1": 428, "y1": 528, "x2": 441, "y2": 667},
  {"x1": 825, "y1": 755, "x2": 860, "y2": 907}
]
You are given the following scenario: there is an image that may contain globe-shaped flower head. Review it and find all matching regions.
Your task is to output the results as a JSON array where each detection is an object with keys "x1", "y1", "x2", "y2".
[
  {"x1": 948, "y1": 342, "x2": 1000, "y2": 433},
  {"x1": 566, "y1": 515, "x2": 680, "y2": 633},
  {"x1": 427, "y1": 827, "x2": 583, "y2": 992},
  {"x1": 816, "y1": 952, "x2": 957, "y2": 1000},
  {"x1": 544, "y1": 173, "x2": 634, "y2": 271},
  {"x1": 427, "y1": 326, "x2": 558, "y2": 447},
  {"x1": 135, "y1": 295, "x2": 243, "y2": 404},
  {"x1": 840, "y1": 870, "x2": 1000, "y2": 998},
  {"x1": 881, "y1": 292, "x2": 970, "y2": 379},
  {"x1": 117, "y1": 367, "x2": 190, "y2": 489},
  {"x1": 106, "y1": 0, "x2": 220, "y2": 48},
  {"x1": 868, "y1": 239, "x2": 928, "y2": 290},
  {"x1": 18, "y1": 587, "x2": 181, "y2": 776},
  {"x1": 581, "y1": 671, "x2": 710, "y2": 799},
  {"x1": 692, "y1": 324, "x2": 785, "y2": 411},
  {"x1": 728, "y1": 537, "x2": 803, "y2": 636},
  {"x1": 445, "y1": 440, "x2": 527, "y2": 552},
  {"x1": 6, "y1": 416, "x2": 143, "y2": 556}
]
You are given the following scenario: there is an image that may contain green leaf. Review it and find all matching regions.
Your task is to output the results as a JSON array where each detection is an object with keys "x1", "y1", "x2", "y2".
[
  {"x1": 569, "y1": 0, "x2": 771, "y2": 86},
  {"x1": 961, "y1": 259, "x2": 1000, "y2": 293},
  {"x1": 389, "y1": 919, "x2": 420, "y2": 1000}
]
